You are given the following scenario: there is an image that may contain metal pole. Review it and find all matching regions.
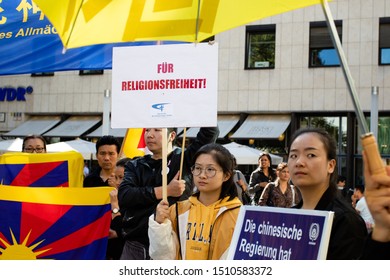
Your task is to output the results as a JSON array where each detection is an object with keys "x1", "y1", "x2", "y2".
[
  {"x1": 321, "y1": 0, "x2": 369, "y2": 135},
  {"x1": 102, "y1": 89, "x2": 111, "y2": 136},
  {"x1": 371, "y1": 86, "x2": 379, "y2": 139},
  {"x1": 321, "y1": 0, "x2": 386, "y2": 177}
]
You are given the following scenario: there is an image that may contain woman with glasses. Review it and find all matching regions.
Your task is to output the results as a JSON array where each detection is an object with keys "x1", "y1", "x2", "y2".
[
  {"x1": 22, "y1": 135, "x2": 47, "y2": 153},
  {"x1": 148, "y1": 143, "x2": 242, "y2": 260},
  {"x1": 258, "y1": 162, "x2": 302, "y2": 208}
]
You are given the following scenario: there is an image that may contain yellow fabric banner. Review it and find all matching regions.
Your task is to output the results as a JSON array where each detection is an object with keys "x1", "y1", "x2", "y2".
[{"x1": 0, "y1": 151, "x2": 84, "y2": 188}]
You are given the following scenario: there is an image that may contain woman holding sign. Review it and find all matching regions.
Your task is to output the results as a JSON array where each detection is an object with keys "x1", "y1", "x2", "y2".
[
  {"x1": 287, "y1": 128, "x2": 367, "y2": 259},
  {"x1": 118, "y1": 127, "x2": 218, "y2": 260},
  {"x1": 148, "y1": 143, "x2": 242, "y2": 260}
]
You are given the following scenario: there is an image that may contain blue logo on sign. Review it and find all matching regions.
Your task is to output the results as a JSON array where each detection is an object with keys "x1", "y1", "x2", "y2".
[
  {"x1": 308, "y1": 223, "x2": 320, "y2": 245},
  {"x1": 152, "y1": 103, "x2": 170, "y2": 112}
]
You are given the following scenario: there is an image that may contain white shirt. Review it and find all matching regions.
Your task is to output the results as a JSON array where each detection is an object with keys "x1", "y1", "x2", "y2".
[{"x1": 355, "y1": 197, "x2": 375, "y2": 227}]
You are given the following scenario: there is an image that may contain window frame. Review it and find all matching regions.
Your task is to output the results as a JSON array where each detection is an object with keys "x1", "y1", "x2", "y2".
[
  {"x1": 309, "y1": 20, "x2": 342, "y2": 68},
  {"x1": 31, "y1": 72, "x2": 54, "y2": 77},
  {"x1": 79, "y1": 70, "x2": 104, "y2": 75},
  {"x1": 379, "y1": 17, "x2": 390, "y2": 65},
  {"x1": 245, "y1": 24, "x2": 276, "y2": 70}
]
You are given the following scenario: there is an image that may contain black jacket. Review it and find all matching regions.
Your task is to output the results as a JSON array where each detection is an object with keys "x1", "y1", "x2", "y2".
[
  {"x1": 118, "y1": 127, "x2": 219, "y2": 246},
  {"x1": 83, "y1": 166, "x2": 109, "y2": 187},
  {"x1": 248, "y1": 167, "x2": 277, "y2": 202},
  {"x1": 295, "y1": 186, "x2": 368, "y2": 259},
  {"x1": 361, "y1": 233, "x2": 390, "y2": 259}
]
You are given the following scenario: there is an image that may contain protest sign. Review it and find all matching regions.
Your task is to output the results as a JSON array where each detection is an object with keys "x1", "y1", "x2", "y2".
[
  {"x1": 111, "y1": 43, "x2": 218, "y2": 128},
  {"x1": 227, "y1": 206, "x2": 334, "y2": 260}
]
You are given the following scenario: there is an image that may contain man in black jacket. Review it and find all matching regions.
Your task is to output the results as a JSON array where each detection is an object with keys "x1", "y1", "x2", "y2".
[
  {"x1": 84, "y1": 135, "x2": 120, "y2": 187},
  {"x1": 118, "y1": 127, "x2": 218, "y2": 260}
]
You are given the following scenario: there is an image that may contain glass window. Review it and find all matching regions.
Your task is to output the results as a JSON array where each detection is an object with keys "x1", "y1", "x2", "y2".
[
  {"x1": 365, "y1": 116, "x2": 390, "y2": 155},
  {"x1": 31, "y1": 72, "x2": 54, "y2": 77},
  {"x1": 309, "y1": 21, "x2": 342, "y2": 67},
  {"x1": 354, "y1": 157, "x2": 364, "y2": 186},
  {"x1": 245, "y1": 24, "x2": 276, "y2": 69},
  {"x1": 378, "y1": 117, "x2": 390, "y2": 154},
  {"x1": 79, "y1": 70, "x2": 104, "y2": 75},
  {"x1": 355, "y1": 115, "x2": 390, "y2": 186},
  {"x1": 300, "y1": 116, "x2": 346, "y2": 153},
  {"x1": 379, "y1": 18, "x2": 390, "y2": 65},
  {"x1": 299, "y1": 115, "x2": 347, "y2": 176}
]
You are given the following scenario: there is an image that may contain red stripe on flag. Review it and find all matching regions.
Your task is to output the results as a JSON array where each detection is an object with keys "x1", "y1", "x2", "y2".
[
  {"x1": 0, "y1": 231, "x2": 8, "y2": 248},
  {"x1": 137, "y1": 128, "x2": 146, "y2": 149},
  {"x1": 37, "y1": 211, "x2": 111, "y2": 257},
  {"x1": 21, "y1": 203, "x2": 72, "y2": 246},
  {"x1": 11, "y1": 161, "x2": 64, "y2": 186}
]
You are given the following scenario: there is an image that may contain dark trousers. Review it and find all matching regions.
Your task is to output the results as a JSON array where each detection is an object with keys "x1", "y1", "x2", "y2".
[{"x1": 120, "y1": 240, "x2": 151, "y2": 260}]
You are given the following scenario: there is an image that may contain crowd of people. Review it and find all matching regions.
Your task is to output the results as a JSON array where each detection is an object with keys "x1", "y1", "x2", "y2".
[{"x1": 12, "y1": 129, "x2": 390, "y2": 260}]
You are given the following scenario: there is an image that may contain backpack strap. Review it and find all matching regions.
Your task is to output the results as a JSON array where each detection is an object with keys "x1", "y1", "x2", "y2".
[{"x1": 175, "y1": 202, "x2": 182, "y2": 259}]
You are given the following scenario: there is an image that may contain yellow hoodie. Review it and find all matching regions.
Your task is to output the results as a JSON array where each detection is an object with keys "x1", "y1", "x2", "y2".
[{"x1": 148, "y1": 195, "x2": 242, "y2": 260}]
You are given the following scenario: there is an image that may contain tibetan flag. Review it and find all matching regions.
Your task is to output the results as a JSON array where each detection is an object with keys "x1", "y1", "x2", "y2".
[
  {"x1": 0, "y1": 186, "x2": 113, "y2": 260},
  {"x1": 120, "y1": 128, "x2": 149, "y2": 158},
  {"x1": 0, "y1": 151, "x2": 84, "y2": 188}
]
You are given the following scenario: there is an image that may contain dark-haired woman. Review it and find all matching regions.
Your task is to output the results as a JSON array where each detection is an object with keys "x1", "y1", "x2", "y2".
[
  {"x1": 148, "y1": 143, "x2": 242, "y2": 260},
  {"x1": 22, "y1": 134, "x2": 47, "y2": 153},
  {"x1": 288, "y1": 128, "x2": 367, "y2": 259},
  {"x1": 248, "y1": 152, "x2": 277, "y2": 203}
]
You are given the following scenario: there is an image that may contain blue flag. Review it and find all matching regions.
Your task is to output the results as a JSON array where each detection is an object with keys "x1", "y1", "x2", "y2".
[{"x1": 0, "y1": 0, "x2": 161, "y2": 75}]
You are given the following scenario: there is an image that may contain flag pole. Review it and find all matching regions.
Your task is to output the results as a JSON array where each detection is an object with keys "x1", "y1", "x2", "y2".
[
  {"x1": 179, "y1": 128, "x2": 187, "y2": 180},
  {"x1": 162, "y1": 128, "x2": 168, "y2": 202},
  {"x1": 158, "y1": 34, "x2": 168, "y2": 202},
  {"x1": 321, "y1": 0, "x2": 386, "y2": 176}
]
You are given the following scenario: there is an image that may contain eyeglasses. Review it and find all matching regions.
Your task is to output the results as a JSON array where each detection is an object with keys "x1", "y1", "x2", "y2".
[
  {"x1": 191, "y1": 165, "x2": 221, "y2": 178},
  {"x1": 24, "y1": 147, "x2": 45, "y2": 153}
]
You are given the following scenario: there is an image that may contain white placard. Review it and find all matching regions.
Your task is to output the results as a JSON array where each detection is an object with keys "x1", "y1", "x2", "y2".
[{"x1": 111, "y1": 43, "x2": 218, "y2": 128}]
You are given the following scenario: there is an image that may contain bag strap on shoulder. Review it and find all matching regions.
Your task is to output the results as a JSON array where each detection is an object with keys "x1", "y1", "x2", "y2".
[{"x1": 175, "y1": 202, "x2": 182, "y2": 259}]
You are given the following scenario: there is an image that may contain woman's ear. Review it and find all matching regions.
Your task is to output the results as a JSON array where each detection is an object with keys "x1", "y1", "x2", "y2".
[
  {"x1": 168, "y1": 131, "x2": 176, "y2": 143},
  {"x1": 327, "y1": 159, "x2": 336, "y2": 174},
  {"x1": 223, "y1": 173, "x2": 231, "y2": 182}
]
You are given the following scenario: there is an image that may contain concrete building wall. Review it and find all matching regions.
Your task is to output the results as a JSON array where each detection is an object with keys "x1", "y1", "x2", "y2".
[
  {"x1": 217, "y1": 0, "x2": 390, "y2": 114},
  {"x1": 0, "y1": 0, "x2": 389, "y2": 132}
]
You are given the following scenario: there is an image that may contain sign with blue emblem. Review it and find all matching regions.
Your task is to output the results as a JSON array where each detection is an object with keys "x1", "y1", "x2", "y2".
[
  {"x1": 111, "y1": 43, "x2": 218, "y2": 128},
  {"x1": 227, "y1": 206, "x2": 334, "y2": 260}
]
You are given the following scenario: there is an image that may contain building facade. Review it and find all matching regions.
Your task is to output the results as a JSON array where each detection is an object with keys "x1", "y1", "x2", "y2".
[{"x1": 1, "y1": 0, "x2": 389, "y2": 186}]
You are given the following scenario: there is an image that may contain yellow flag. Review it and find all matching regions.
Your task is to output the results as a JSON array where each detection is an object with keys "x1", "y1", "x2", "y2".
[
  {"x1": 0, "y1": 151, "x2": 84, "y2": 187},
  {"x1": 120, "y1": 128, "x2": 146, "y2": 158}
]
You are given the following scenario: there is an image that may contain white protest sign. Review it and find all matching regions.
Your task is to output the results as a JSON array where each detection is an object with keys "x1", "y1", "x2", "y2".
[
  {"x1": 111, "y1": 43, "x2": 218, "y2": 128},
  {"x1": 227, "y1": 206, "x2": 334, "y2": 260}
]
